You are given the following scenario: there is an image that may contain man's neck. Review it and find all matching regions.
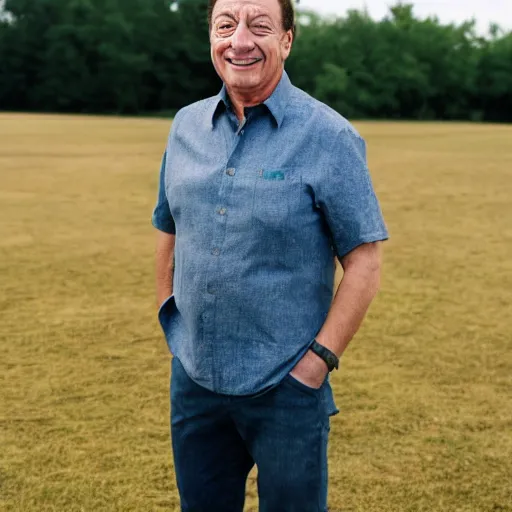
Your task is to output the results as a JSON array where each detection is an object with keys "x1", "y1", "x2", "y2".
[{"x1": 226, "y1": 70, "x2": 283, "y2": 121}]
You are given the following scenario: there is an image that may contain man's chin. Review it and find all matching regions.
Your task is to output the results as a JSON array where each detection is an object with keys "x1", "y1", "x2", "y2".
[{"x1": 224, "y1": 73, "x2": 260, "y2": 91}]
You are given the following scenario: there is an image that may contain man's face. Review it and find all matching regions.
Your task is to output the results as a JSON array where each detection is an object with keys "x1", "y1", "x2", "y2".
[{"x1": 210, "y1": 0, "x2": 293, "y2": 97}]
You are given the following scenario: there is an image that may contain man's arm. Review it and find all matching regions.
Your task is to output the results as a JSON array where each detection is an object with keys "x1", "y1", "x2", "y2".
[
  {"x1": 290, "y1": 241, "x2": 383, "y2": 386},
  {"x1": 156, "y1": 231, "x2": 176, "y2": 308},
  {"x1": 316, "y1": 241, "x2": 383, "y2": 357}
]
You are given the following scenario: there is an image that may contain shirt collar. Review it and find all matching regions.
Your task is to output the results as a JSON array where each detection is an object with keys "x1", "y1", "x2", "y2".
[{"x1": 210, "y1": 70, "x2": 292, "y2": 129}]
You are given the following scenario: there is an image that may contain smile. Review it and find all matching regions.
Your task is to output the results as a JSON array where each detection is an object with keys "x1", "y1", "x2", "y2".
[{"x1": 226, "y1": 58, "x2": 263, "y2": 67}]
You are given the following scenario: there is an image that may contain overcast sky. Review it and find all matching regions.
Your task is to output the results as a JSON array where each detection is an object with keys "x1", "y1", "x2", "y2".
[{"x1": 298, "y1": 0, "x2": 511, "y2": 34}]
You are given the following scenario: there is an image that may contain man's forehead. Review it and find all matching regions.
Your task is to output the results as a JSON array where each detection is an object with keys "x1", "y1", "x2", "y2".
[{"x1": 212, "y1": 0, "x2": 280, "y2": 18}]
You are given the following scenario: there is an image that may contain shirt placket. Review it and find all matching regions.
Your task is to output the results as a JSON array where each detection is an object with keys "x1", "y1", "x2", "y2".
[{"x1": 204, "y1": 110, "x2": 247, "y2": 390}]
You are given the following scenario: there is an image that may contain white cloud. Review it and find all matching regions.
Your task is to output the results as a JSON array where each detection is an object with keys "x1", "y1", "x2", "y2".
[{"x1": 298, "y1": 0, "x2": 512, "y2": 34}]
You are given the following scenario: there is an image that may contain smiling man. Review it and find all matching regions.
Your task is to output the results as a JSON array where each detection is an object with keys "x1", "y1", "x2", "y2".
[{"x1": 152, "y1": 0, "x2": 388, "y2": 510}]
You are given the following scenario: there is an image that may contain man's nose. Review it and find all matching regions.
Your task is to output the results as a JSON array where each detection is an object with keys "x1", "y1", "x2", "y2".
[{"x1": 231, "y1": 23, "x2": 255, "y2": 54}]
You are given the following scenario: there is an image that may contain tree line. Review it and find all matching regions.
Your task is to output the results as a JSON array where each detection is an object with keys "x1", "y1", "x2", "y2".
[{"x1": 0, "y1": 0, "x2": 511, "y2": 121}]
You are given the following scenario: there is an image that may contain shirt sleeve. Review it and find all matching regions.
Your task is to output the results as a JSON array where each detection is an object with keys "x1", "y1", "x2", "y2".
[
  {"x1": 151, "y1": 150, "x2": 176, "y2": 234},
  {"x1": 317, "y1": 128, "x2": 388, "y2": 259}
]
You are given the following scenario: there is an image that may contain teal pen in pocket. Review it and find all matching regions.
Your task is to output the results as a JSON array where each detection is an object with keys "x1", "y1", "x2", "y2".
[{"x1": 262, "y1": 170, "x2": 285, "y2": 181}]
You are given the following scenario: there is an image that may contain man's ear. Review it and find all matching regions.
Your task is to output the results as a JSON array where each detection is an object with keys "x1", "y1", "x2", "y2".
[{"x1": 282, "y1": 30, "x2": 293, "y2": 58}]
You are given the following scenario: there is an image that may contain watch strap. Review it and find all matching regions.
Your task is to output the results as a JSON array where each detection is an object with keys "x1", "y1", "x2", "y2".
[{"x1": 309, "y1": 339, "x2": 339, "y2": 372}]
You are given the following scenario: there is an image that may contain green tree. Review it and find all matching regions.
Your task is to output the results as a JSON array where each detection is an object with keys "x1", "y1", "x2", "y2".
[
  {"x1": 475, "y1": 30, "x2": 512, "y2": 121},
  {"x1": 0, "y1": 0, "x2": 510, "y2": 120}
]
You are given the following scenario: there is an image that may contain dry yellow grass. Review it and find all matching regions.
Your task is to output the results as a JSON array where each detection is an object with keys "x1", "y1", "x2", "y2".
[{"x1": 1, "y1": 113, "x2": 511, "y2": 511}]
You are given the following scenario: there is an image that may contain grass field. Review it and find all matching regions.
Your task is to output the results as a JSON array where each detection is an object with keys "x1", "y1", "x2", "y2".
[{"x1": 1, "y1": 113, "x2": 511, "y2": 511}]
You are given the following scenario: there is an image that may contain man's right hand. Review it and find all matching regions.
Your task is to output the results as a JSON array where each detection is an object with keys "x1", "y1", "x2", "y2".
[{"x1": 155, "y1": 231, "x2": 175, "y2": 308}]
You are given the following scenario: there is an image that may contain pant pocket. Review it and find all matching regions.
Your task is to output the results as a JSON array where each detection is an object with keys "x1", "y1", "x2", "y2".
[
  {"x1": 157, "y1": 295, "x2": 179, "y2": 353},
  {"x1": 283, "y1": 373, "x2": 325, "y2": 397}
]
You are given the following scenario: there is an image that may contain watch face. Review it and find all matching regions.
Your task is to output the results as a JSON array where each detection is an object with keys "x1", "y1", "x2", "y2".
[{"x1": 327, "y1": 354, "x2": 336, "y2": 367}]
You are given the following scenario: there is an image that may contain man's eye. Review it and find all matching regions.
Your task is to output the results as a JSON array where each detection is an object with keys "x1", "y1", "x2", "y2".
[
  {"x1": 219, "y1": 23, "x2": 233, "y2": 30},
  {"x1": 252, "y1": 24, "x2": 270, "y2": 32}
]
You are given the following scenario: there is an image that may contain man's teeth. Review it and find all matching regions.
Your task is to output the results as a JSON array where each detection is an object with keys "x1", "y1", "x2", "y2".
[{"x1": 231, "y1": 59, "x2": 259, "y2": 66}]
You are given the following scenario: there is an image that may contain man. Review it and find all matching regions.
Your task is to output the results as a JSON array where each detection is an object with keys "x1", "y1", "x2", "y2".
[{"x1": 152, "y1": 0, "x2": 388, "y2": 510}]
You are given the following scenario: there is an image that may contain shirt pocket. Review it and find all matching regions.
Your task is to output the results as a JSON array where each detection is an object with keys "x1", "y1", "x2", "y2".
[{"x1": 251, "y1": 168, "x2": 301, "y2": 229}]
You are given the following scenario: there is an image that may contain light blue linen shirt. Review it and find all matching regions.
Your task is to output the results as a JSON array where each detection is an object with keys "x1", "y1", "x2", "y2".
[{"x1": 152, "y1": 71, "x2": 388, "y2": 403}]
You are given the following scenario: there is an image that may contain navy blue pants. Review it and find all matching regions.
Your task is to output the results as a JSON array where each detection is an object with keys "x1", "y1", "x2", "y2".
[{"x1": 170, "y1": 356, "x2": 332, "y2": 512}]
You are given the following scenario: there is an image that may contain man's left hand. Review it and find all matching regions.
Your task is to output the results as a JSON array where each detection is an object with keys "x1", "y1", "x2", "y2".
[{"x1": 289, "y1": 349, "x2": 329, "y2": 389}]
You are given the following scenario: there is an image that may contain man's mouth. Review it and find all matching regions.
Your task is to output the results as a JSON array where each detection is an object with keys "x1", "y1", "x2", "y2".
[{"x1": 226, "y1": 58, "x2": 263, "y2": 67}]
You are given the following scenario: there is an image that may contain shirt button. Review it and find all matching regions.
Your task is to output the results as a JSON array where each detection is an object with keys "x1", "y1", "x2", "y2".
[
  {"x1": 207, "y1": 284, "x2": 216, "y2": 295},
  {"x1": 226, "y1": 168, "x2": 236, "y2": 176},
  {"x1": 218, "y1": 207, "x2": 227, "y2": 216},
  {"x1": 211, "y1": 247, "x2": 220, "y2": 256},
  {"x1": 239, "y1": 130, "x2": 244, "y2": 136}
]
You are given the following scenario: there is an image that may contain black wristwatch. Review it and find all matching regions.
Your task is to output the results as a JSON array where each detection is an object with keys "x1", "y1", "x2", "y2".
[{"x1": 309, "y1": 339, "x2": 339, "y2": 372}]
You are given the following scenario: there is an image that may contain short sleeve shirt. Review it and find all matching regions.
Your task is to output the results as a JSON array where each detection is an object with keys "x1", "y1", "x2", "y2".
[{"x1": 152, "y1": 71, "x2": 388, "y2": 397}]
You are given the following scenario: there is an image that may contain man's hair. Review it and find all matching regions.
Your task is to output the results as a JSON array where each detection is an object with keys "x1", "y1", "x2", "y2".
[{"x1": 207, "y1": 0, "x2": 296, "y2": 39}]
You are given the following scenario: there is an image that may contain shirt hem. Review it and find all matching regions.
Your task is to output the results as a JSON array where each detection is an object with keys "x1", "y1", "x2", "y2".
[{"x1": 336, "y1": 231, "x2": 389, "y2": 259}]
